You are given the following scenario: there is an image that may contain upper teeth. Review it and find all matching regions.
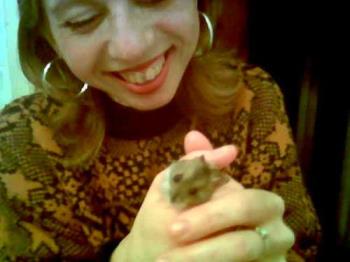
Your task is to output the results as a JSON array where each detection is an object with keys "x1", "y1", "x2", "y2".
[{"x1": 119, "y1": 56, "x2": 165, "y2": 84}]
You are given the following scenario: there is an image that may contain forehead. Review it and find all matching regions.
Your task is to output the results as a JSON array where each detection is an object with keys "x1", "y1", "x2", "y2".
[{"x1": 44, "y1": 0, "x2": 103, "y2": 13}]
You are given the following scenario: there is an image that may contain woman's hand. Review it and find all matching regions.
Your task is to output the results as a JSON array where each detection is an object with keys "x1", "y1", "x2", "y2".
[
  {"x1": 159, "y1": 189, "x2": 295, "y2": 262},
  {"x1": 111, "y1": 130, "x2": 238, "y2": 261},
  {"x1": 111, "y1": 131, "x2": 295, "y2": 261},
  {"x1": 158, "y1": 131, "x2": 295, "y2": 262}
]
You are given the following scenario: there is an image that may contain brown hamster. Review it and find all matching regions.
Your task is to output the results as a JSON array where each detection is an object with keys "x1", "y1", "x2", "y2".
[{"x1": 162, "y1": 156, "x2": 230, "y2": 209}]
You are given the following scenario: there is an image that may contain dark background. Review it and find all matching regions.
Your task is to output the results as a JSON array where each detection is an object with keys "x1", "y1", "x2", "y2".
[{"x1": 246, "y1": 0, "x2": 347, "y2": 260}]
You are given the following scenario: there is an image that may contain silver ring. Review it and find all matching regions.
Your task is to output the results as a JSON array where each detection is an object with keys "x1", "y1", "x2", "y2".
[{"x1": 255, "y1": 226, "x2": 269, "y2": 240}]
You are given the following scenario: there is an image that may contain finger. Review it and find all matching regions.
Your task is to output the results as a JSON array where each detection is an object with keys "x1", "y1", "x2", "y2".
[
  {"x1": 159, "y1": 224, "x2": 293, "y2": 262},
  {"x1": 150, "y1": 145, "x2": 237, "y2": 196},
  {"x1": 184, "y1": 130, "x2": 214, "y2": 153},
  {"x1": 181, "y1": 144, "x2": 239, "y2": 169},
  {"x1": 260, "y1": 220, "x2": 296, "y2": 258},
  {"x1": 157, "y1": 229, "x2": 265, "y2": 262},
  {"x1": 170, "y1": 189, "x2": 285, "y2": 243}
]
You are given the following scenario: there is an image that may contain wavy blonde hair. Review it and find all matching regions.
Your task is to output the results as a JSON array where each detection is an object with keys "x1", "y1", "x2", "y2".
[{"x1": 18, "y1": 0, "x2": 243, "y2": 167}]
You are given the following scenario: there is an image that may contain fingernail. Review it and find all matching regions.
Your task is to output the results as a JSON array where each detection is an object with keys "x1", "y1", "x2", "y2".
[
  {"x1": 224, "y1": 144, "x2": 238, "y2": 152},
  {"x1": 171, "y1": 220, "x2": 188, "y2": 236}
]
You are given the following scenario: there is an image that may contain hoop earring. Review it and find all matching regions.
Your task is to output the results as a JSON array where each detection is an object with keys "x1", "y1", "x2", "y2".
[
  {"x1": 194, "y1": 11, "x2": 214, "y2": 57},
  {"x1": 42, "y1": 59, "x2": 89, "y2": 97}
]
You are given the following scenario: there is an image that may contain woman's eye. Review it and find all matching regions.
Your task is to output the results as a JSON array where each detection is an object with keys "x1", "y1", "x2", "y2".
[
  {"x1": 63, "y1": 14, "x2": 103, "y2": 33},
  {"x1": 136, "y1": 0, "x2": 166, "y2": 5}
]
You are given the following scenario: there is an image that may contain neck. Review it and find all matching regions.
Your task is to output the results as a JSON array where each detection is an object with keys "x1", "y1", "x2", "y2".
[{"x1": 102, "y1": 95, "x2": 183, "y2": 140}]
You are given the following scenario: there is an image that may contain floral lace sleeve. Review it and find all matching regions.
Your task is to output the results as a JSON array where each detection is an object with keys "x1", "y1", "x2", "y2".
[{"x1": 226, "y1": 66, "x2": 322, "y2": 261}]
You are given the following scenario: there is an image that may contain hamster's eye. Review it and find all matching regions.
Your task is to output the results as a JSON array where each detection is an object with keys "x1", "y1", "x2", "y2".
[
  {"x1": 188, "y1": 187, "x2": 199, "y2": 196},
  {"x1": 172, "y1": 173, "x2": 183, "y2": 183}
]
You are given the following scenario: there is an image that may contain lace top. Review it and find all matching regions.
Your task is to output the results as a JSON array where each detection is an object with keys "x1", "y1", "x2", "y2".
[{"x1": 0, "y1": 66, "x2": 321, "y2": 261}]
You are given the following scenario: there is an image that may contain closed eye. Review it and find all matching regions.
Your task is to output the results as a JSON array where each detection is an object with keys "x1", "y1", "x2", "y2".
[
  {"x1": 63, "y1": 13, "x2": 104, "y2": 33},
  {"x1": 136, "y1": 0, "x2": 167, "y2": 4}
]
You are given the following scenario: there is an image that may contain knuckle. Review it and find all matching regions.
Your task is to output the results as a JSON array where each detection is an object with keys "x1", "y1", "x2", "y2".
[
  {"x1": 235, "y1": 239, "x2": 249, "y2": 259},
  {"x1": 193, "y1": 204, "x2": 223, "y2": 230},
  {"x1": 185, "y1": 244, "x2": 216, "y2": 262},
  {"x1": 236, "y1": 194, "x2": 255, "y2": 220},
  {"x1": 284, "y1": 225, "x2": 296, "y2": 248},
  {"x1": 239, "y1": 204, "x2": 253, "y2": 221},
  {"x1": 209, "y1": 207, "x2": 226, "y2": 226},
  {"x1": 176, "y1": 250, "x2": 196, "y2": 262},
  {"x1": 234, "y1": 236, "x2": 260, "y2": 261},
  {"x1": 278, "y1": 222, "x2": 296, "y2": 250},
  {"x1": 272, "y1": 194, "x2": 286, "y2": 216}
]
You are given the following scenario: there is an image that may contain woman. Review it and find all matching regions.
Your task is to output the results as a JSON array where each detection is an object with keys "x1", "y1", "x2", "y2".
[{"x1": 0, "y1": 0, "x2": 321, "y2": 261}]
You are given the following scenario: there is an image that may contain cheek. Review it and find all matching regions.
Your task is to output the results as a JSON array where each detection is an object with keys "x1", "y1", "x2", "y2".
[
  {"x1": 56, "y1": 34, "x2": 101, "y2": 81},
  {"x1": 156, "y1": 10, "x2": 200, "y2": 49}
]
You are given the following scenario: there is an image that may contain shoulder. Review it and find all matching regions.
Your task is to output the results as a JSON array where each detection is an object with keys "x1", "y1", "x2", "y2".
[
  {"x1": 0, "y1": 94, "x2": 45, "y2": 152},
  {"x1": 0, "y1": 93, "x2": 63, "y2": 171},
  {"x1": 237, "y1": 64, "x2": 285, "y2": 112},
  {"x1": 231, "y1": 65, "x2": 287, "y2": 121},
  {"x1": 0, "y1": 92, "x2": 60, "y2": 127},
  {"x1": 0, "y1": 92, "x2": 61, "y2": 136},
  {"x1": 225, "y1": 64, "x2": 292, "y2": 146},
  {"x1": 0, "y1": 94, "x2": 63, "y2": 260}
]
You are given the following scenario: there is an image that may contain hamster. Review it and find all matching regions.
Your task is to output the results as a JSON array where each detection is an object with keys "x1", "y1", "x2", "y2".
[{"x1": 162, "y1": 156, "x2": 230, "y2": 209}]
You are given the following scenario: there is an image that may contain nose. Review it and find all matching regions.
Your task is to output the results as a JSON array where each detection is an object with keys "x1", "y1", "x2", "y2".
[{"x1": 107, "y1": 11, "x2": 154, "y2": 62}]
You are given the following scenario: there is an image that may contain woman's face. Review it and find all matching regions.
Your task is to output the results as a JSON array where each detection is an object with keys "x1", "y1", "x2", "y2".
[{"x1": 42, "y1": 0, "x2": 200, "y2": 111}]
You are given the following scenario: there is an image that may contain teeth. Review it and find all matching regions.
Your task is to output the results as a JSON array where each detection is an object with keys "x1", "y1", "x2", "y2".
[{"x1": 119, "y1": 56, "x2": 165, "y2": 84}]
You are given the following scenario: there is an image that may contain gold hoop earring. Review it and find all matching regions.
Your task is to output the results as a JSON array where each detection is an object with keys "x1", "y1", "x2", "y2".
[
  {"x1": 195, "y1": 11, "x2": 214, "y2": 57},
  {"x1": 42, "y1": 59, "x2": 89, "y2": 97}
]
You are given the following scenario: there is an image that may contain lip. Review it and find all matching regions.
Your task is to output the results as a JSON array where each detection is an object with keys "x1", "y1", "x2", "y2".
[
  {"x1": 108, "y1": 47, "x2": 174, "y2": 95},
  {"x1": 119, "y1": 53, "x2": 164, "y2": 73}
]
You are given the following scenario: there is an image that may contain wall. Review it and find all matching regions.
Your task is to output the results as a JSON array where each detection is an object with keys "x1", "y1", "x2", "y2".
[{"x1": 0, "y1": 0, "x2": 32, "y2": 109}]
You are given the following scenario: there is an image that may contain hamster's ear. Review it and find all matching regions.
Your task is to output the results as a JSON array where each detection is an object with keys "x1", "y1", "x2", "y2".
[
  {"x1": 199, "y1": 155, "x2": 206, "y2": 163},
  {"x1": 210, "y1": 169, "x2": 230, "y2": 187},
  {"x1": 170, "y1": 159, "x2": 179, "y2": 166}
]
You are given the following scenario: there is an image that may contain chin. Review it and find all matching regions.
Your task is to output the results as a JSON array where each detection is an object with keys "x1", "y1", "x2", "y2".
[
  {"x1": 130, "y1": 98, "x2": 173, "y2": 111},
  {"x1": 129, "y1": 86, "x2": 178, "y2": 111}
]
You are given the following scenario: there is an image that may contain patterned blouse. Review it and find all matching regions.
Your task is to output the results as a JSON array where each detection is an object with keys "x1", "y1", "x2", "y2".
[{"x1": 0, "y1": 65, "x2": 321, "y2": 261}]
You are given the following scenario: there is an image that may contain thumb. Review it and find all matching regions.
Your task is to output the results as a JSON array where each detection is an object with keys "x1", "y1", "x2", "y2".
[{"x1": 184, "y1": 130, "x2": 213, "y2": 153}]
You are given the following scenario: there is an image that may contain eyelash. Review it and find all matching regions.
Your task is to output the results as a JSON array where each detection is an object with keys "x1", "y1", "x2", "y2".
[
  {"x1": 135, "y1": 0, "x2": 166, "y2": 4},
  {"x1": 138, "y1": 0, "x2": 165, "y2": 3},
  {"x1": 63, "y1": 14, "x2": 103, "y2": 33}
]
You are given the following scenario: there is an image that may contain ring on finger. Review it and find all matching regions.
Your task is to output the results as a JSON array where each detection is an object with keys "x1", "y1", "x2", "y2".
[
  {"x1": 255, "y1": 226, "x2": 269, "y2": 256},
  {"x1": 255, "y1": 226, "x2": 269, "y2": 240}
]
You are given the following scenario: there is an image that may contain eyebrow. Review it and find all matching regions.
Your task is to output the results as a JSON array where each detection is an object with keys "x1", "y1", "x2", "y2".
[{"x1": 50, "y1": 0, "x2": 101, "y2": 16}]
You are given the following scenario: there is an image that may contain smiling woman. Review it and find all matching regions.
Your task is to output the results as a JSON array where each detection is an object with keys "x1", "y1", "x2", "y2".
[
  {"x1": 0, "y1": 0, "x2": 321, "y2": 261},
  {"x1": 17, "y1": 0, "x2": 234, "y2": 166},
  {"x1": 44, "y1": 0, "x2": 200, "y2": 109}
]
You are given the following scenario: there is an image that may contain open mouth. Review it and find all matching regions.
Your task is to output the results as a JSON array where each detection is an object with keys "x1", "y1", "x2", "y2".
[
  {"x1": 108, "y1": 47, "x2": 173, "y2": 94},
  {"x1": 116, "y1": 54, "x2": 165, "y2": 85}
]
